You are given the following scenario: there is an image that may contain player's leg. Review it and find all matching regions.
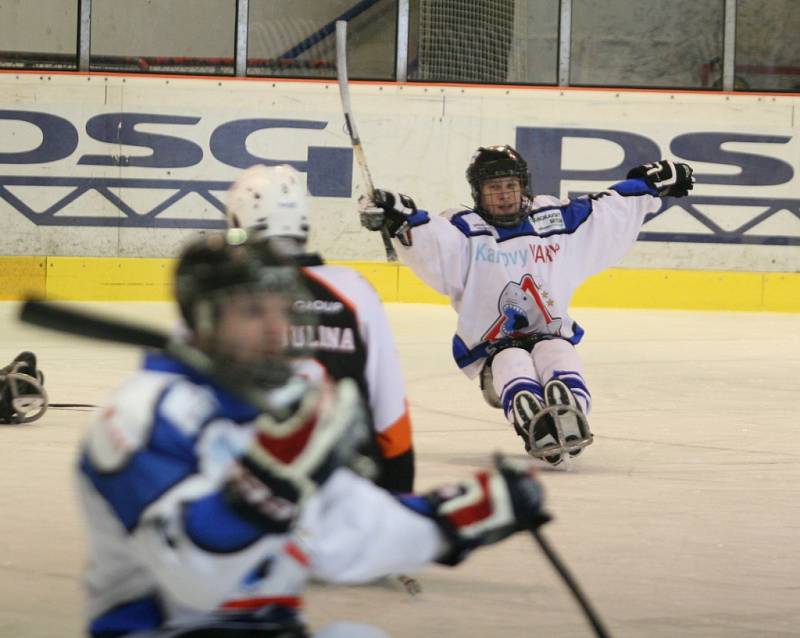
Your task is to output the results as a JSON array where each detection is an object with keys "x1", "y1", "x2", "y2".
[
  {"x1": 531, "y1": 339, "x2": 593, "y2": 459},
  {"x1": 485, "y1": 347, "x2": 550, "y2": 456}
]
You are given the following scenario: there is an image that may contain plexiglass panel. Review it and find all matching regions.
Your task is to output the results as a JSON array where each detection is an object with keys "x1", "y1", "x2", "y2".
[
  {"x1": 571, "y1": 0, "x2": 724, "y2": 89},
  {"x1": 0, "y1": 0, "x2": 78, "y2": 70},
  {"x1": 90, "y1": 0, "x2": 236, "y2": 74},
  {"x1": 734, "y1": 0, "x2": 800, "y2": 91},
  {"x1": 247, "y1": 0, "x2": 397, "y2": 79}
]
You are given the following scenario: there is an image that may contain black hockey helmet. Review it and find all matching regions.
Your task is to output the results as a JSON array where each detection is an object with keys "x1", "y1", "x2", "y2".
[
  {"x1": 175, "y1": 231, "x2": 300, "y2": 327},
  {"x1": 466, "y1": 145, "x2": 532, "y2": 227},
  {"x1": 175, "y1": 230, "x2": 305, "y2": 389}
]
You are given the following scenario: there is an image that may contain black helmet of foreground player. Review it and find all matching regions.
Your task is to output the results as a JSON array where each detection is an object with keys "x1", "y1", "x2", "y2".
[
  {"x1": 175, "y1": 231, "x2": 306, "y2": 391},
  {"x1": 466, "y1": 145, "x2": 533, "y2": 227}
]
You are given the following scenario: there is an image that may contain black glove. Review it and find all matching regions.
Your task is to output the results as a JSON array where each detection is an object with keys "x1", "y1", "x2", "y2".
[
  {"x1": 358, "y1": 189, "x2": 417, "y2": 241},
  {"x1": 423, "y1": 455, "x2": 550, "y2": 566},
  {"x1": 626, "y1": 159, "x2": 694, "y2": 197},
  {"x1": 224, "y1": 378, "x2": 371, "y2": 532}
]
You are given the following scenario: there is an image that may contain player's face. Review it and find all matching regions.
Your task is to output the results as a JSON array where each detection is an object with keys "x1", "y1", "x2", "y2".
[
  {"x1": 480, "y1": 176, "x2": 522, "y2": 217},
  {"x1": 215, "y1": 291, "x2": 290, "y2": 364}
]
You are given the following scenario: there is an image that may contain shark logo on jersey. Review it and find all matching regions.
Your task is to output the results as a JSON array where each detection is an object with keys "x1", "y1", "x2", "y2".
[{"x1": 482, "y1": 274, "x2": 563, "y2": 341}]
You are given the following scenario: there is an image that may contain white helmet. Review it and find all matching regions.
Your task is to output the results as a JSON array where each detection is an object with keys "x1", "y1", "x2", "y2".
[{"x1": 226, "y1": 164, "x2": 310, "y2": 245}]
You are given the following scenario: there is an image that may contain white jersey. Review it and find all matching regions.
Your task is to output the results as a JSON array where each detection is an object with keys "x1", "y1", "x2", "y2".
[
  {"x1": 77, "y1": 353, "x2": 441, "y2": 637},
  {"x1": 393, "y1": 178, "x2": 662, "y2": 378},
  {"x1": 289, "y1": 258, "x2": 414, "y2": 492}
]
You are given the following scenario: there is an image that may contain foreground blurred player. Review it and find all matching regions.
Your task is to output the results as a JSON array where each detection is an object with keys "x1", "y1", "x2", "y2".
[
  {"x1": 77, "y1": 232, "x2": 549, "y2": 637},
  {"x1": 361, "y1": 147, "x2": 694, "y2": 465},
  {"x1": 227, "y1": 164, "x2": 415, "y2": 493}
]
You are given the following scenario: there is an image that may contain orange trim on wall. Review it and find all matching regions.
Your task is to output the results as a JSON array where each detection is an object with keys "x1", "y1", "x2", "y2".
[{"x1": 2, "y1": 68, "x2": 798, "y2": 98}]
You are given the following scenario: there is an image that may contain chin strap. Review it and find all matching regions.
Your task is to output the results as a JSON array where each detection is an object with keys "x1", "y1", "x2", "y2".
[{"x1": 475, "y1": 195, "x2": 535, "y2": 228}]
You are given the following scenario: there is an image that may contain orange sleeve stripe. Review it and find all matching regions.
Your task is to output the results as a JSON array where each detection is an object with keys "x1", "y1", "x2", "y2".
[
  {"x1": 300, "y1": 267, "x2": 357, "y2": 313},
  {"x1": 376, "y1": 408, "x2": 413, "y2": 458}
]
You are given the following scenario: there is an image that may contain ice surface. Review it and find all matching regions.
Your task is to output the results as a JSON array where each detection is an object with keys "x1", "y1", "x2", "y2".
[{"x1": 1, "y1": 301, "x2": 798, "y2": 638}]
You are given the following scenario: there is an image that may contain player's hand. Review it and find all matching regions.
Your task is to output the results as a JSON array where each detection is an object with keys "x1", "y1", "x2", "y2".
[
  {"x1": 359, "y1": 189, "x2": 417, "y2": 238},
  {"x1": 627, "y1": 160, "x2": 694, "y2": 197},
  {"x1": 358, "y1": 193, "x2": 387, "y2": 232},
  {"x1": 423, "y1": 454, "x2": 550, "y2": 565},
  {"x1": 224, "y1": 378, "x2": 371, "y2": 532}
]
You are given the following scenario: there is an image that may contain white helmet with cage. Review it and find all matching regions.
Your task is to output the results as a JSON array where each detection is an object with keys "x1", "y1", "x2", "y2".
[{"x1": 226, "y1": 164, "x2": 310, "y2": 246}]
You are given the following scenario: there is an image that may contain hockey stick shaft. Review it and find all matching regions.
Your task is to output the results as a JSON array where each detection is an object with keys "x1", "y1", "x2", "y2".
[
  {"x1": 335, "y1": 20, "x2": 398, "y2": 262},
  {"x1": 18, "y1": 299, "x2": 265, "y2": 411},
  {"x1": 20, "y1": 299, "x2": 169, "y2": 350},
  {"x1": 20, "y1": 299, "x2": 380, "y2": 476},
  {"x1": 532, "y1": 528, "x2": 612, "y2": 638}
]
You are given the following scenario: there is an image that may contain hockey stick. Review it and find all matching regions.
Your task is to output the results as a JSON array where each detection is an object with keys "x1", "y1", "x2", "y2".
[
  {"x1": 335, "y1": 19, "x2": 398, "y2": 262},
  {"x1": 18, "y1": 299, "x2": 279, "y2": 416},
  {"x1": 18, "y1": 299, "x2": 379, "y2": 478},
  {"x1": 532, "y1": 528, "x2": 612, "y2": 638}
]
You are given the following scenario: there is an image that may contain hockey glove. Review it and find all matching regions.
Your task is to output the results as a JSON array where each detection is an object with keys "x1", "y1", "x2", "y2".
[
  {"x1": 424, "y1": 455, "x2": 550, "y2": 566},
  {"x1": 626, "y1": 159, "x2": 695, "y2": 197},
  {"x1": 224, "y1": 378, "x2": 371, "y2": 532},
  {"x1": 358, "y1": 189, "x2": 417, "y2": 245}
]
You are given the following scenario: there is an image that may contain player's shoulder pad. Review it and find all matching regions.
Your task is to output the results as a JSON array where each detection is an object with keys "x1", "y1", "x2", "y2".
[
  {"x1": 85, "y1": 372, "x2": 218, "y2": 472},
  {"x1": 439, "y1": 206, "x2": 469, "y2": 221},
  {"x1": 529, "y1": 193, "x2": 600, "y2": 236},
  {"x1": 447, "y1": 208, "x2": 496, "y2": 236},
  {"x1": 303, "y1": 263, "x2": 381, "y2": 311},
  {"x1": 529, "y1": 194, "x2": 569, "y2": 235}
]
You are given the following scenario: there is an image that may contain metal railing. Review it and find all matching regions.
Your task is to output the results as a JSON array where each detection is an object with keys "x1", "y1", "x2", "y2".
[{"x1": 0, "y1": 0, "x2": 762, "y2": 92}]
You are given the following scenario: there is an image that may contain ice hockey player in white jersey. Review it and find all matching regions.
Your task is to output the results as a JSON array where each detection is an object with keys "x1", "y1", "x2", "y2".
[
  {"x1": 77, "y1": 233, "x2": 549, "y2": 637},
  {"x1": 226, "y1": 164, "x2": 415, "y2": 493},
  {"x1": 360, "y1": 146, "x2": 694, "y2": 466}
]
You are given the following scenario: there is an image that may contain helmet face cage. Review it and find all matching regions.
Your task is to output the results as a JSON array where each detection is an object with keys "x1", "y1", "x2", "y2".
[
  {"x1": 466, "y1": 145, "x2": 533, "y2": 227},
  {"x1": 226, "y1": 164, "x2": 310, "y2": 246},
  {"x1": 191, "y1": 287, "x2": 293, "y2": 391},
  {"x1": 175, "y1": 233, "x2": 311, "y2": 390}
]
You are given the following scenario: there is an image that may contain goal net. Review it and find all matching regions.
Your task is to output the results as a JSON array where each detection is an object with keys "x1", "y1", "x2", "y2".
[{"x1": 413, "y1": 0, "x2": 516, "y2": 83}]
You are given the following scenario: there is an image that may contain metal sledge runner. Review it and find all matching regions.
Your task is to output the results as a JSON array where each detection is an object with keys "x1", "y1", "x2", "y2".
[{"x1": 526, "y1": 403, "x2": 594, "y2": 468}]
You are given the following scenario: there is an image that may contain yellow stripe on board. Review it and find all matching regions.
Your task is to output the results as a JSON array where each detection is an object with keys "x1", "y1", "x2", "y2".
[
  {"x1": 573, "y1": 268, "x2": 761, "y2": 311},
  {"x1": 763, "y1": 272, "x2": 800, "y2": 313},
  {"x1": 340, "y1": 261, "x2": 399, "y2": 302},
  {"x1": 0, "y1": 256, "x2": 46, "y2": 300},
  {"x1": 46, "y1": 257, "x2": 174, "y2": 301},
  {"x1": 571, "y1": 268, "x2": 800, "y2": 312},
  {"x1": 0, "y1": 257, "x2": 797, "y2": 311}
]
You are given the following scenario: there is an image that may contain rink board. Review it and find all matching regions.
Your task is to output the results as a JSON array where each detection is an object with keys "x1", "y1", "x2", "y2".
[
  {"x1": 0, "y1": 71, "x2": 799, "y2": 274},
  {"x1": 1, "y1": 72, "x2": 799, "y2": 311},
  {"x1": 2, "y1": 255, "x2": 798, "y2": 312}
]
